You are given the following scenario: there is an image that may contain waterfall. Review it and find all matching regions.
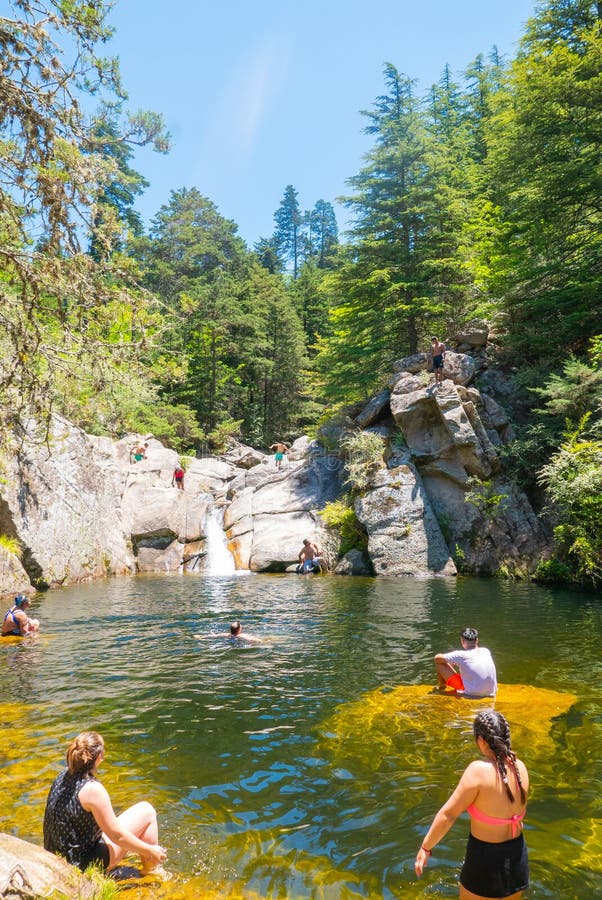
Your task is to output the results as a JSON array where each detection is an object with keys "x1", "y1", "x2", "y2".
[{"x1": 204, "y1": 505, "x2": 236, "y2": 575}]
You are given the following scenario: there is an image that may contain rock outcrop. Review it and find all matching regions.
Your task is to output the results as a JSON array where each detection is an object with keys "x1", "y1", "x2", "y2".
[
  {"x1": 350, "y1": 350, "x2": 547, "y2": 576},
  {"x1": 0, "y1": 832, "x2": 99, "y2": 899},
  {"x1": 224, "y1": 447, "x2": 344, "y2": 571},
  {"x1": 0, "y1": 335, "x2": 548, "y2": 591}
]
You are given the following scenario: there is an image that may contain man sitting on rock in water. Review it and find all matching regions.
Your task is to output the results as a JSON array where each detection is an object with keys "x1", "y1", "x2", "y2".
[
  {"x1": 297, "y1": 539, "x2": 326, "y2": 574},
  {"x1": 434, "y1": 627, "x2": 497, "y2": 698}
]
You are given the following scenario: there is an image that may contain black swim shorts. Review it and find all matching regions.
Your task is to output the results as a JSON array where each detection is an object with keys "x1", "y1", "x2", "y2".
[
  {"x1": 78, "y1": 838, "x2": 110, "y2": 872},
  {"x1": 460, "y1": 833, "x2": 529, "y2": 898}
]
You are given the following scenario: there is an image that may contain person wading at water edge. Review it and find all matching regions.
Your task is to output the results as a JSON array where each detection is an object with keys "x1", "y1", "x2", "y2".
[
  {"x1": 296, "y1": 538, "x2": 326, "y2": 574},
  {"x1": 434, "y1": 627, "x2": 497, "y2": 698},
  {"x1": 415, "y1": 710, "x2": 529, "y2": 900},
  {"x1": 2, "y1": 594, "x2": 40, "y2": 636},
  {"x1": 44, "y1": 731, "x2": 166, "y2": 874}
]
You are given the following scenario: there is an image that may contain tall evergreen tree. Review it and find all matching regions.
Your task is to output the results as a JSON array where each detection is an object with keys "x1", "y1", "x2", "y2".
[
  {"x1": 307, "y1": 200, "x2": 339, "y2": 267},
  {"x1": 272, "y1": 185, "x2": 303, "y2": 278},
  {"x1": 314, "y1": 64, "x2": 473, "y2": 402},
  {"x1": 484, "y1": 0, "x2": 602, "y2": 360},
  {"x1": 88, "y1": 117, "x2": 150, "y2": 260}
]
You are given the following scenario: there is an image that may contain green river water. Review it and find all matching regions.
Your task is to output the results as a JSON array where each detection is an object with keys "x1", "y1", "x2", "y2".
[{"x1": 1, "y1": 574, "x2": 600, "y2": 899}]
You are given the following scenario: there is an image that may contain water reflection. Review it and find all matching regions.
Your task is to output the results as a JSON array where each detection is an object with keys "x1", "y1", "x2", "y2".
[{"x1": 0, "y1": 574, "x2": 600, "y2": 898}]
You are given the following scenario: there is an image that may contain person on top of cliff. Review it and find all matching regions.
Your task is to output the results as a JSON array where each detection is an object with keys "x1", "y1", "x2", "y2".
[
  {"x1": 429, "y1": 336, "x2": 446, "y2": 384},
  {"x1": 434, "y1": 627, "x2": 497, "y2": 698},
  {"x1": 131, "y1": 442, "x2": 148, "y2": 463},
  {"x1": 2, "y1": 594, "x2": 40, "y2": 637},
  {"x1": 172, "y1": 463, "x2": 185, "y2": 491},
  {"x1": 296, "y1": 539, "x2": 326, "y2": 574},
  {"x1": 269, "y1": 440, "x2": 290, "y2": 470}
]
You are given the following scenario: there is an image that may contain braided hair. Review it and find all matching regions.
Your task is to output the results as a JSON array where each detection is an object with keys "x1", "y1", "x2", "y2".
[
  {"x1": 66, "y1": 731, "x2": 104, "y2": 776},
  {"x1": 473, "y1": 711, "x2": 526, "y2": 804}
]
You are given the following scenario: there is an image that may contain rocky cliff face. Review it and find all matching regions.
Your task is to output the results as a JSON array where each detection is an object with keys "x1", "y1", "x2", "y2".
[
  {"x1": 349, "y1": 346, "x2": 547, "y2": 577},
  {"x1": 0, "y1": 339, "x2": 548, "y2": 595}
]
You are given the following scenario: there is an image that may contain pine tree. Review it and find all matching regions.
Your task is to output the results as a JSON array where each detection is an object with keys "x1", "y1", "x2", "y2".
[
  {"x1": 307, "y1": 200, "x2": 339, "y2": 268},
  {"x1": 314, "y1": 64, "x2": 473, "y2": 402},
  {"x1": 272, "y1": 185, "x2": 303, "y2": 278},
  {"x1": 484, "y1": 0, "x2": 602, "y2": 360}
]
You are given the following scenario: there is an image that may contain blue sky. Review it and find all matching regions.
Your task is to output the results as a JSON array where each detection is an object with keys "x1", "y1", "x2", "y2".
[{"x1": 108, "y1": 0, "x2": 537, "y2": 247}]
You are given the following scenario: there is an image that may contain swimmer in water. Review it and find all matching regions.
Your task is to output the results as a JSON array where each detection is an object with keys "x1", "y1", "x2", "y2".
[{"x1": 195, "y1": 621, "x2": 263, "y2": 644}]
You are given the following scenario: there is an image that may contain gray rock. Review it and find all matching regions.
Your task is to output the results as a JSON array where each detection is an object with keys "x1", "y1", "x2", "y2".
[
  {"x1": 249, "y1": 511, "x2": 328, "y2": 572},
  {"x1": 0, "y1": 546, "x2": 32, "y2": 599},
  {"x1": 392, "y1": 352, "x2": 429, "y2": 374},
  {"x1": 334, "y1": 549, "x2": 373, "y2": 576},
  {"x1": 0, "y1": 417, "x2": 134, "y2": 587},
  {"x1": 0, "y1": 832, "x2": 99, "y2": 899},
  {"x1": 389, "y1": 371, "x2": 427, "y2": 393},
  {"x1": 187, "y1": 457, "x2": 237, "y2": 481},
  {"x1": 390, "y1": 387, "x2": 455, "y2": 462},
  {"x1": 440, "y1": 351, "x2": 476, "y2": 386},
  {"x1": 222, "y1": 442, "x2": 268, "y2": 469},
  {"x1": 354, "y1": 389, "x2": 391, "y2": 428},
  {"x1": 355, "y1": 464, "x2": 456, "y2": 577},
  {"x1": 136, "y1": 540, "x2": 185, "y2": 573},
  {"x1": 455, "y1": 328, "x2": 488, "y2": 347}
]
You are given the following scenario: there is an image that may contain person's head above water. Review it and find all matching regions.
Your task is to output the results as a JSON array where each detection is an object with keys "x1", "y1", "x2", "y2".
[
  {"x1": 14, "y1": 594, "x2": 29, "y2": 608},
  {"x1": 460, "y1": 627, "x2": 478, "y2": 646},
  {"x1": 66, "y1": 731, "x2": 105, "y2": 776},
  {"x1": 230, "y1": 621, "x2": 242, "y2": 636}
]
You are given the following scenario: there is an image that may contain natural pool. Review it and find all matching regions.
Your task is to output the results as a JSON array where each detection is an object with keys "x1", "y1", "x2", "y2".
[{"x1": 1, "y1": 574, "x2": 600, "y2": 898}]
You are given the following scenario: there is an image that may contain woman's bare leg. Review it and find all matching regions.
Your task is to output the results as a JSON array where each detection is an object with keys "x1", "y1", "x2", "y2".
[{"x1": 104, "y1": 801, "x2": 159, "y2": 871}]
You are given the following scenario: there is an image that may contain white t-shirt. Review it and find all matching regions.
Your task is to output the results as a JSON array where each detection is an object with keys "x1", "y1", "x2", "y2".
[{"x1": 443, "y1": 646, "x2": 497, "y2": 697}]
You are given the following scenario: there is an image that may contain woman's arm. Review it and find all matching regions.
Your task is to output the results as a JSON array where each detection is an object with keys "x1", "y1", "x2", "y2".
[
  {"x1": 79, "y1": 782, "x2": 165, "y2": 864},
  {"x1": 414, "y1": 762, "x2": 481, "y2": 877}
]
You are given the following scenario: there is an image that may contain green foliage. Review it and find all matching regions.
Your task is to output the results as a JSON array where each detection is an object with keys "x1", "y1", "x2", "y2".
[
  {"x1": 0, "y1": 1, "x2": 169, "y2": 434},
  {"x1": 82, "y1": 864, "x2": 123, "y2": 899},
  {"x1": 538, "y1": 414, "x2": 602, "y2": 585},
  {"x1": 204, "y1": 419, "x2": 243, "y2": 454},
  {"x1": 483, "y1": 0, "x2": 602, "y2": 362},
  {"x1": 531, "y1": 357, "x2": 602, "y2": 420},
  {"x1": 272, "y1": 184, "x2": 303, "y2": 279},
  {"x1": 313, "y1": 62, "x2": 483, "y2": 405},
  {"x1": 0, "y1": 534, "x2": 22, "y2": 557},
  {"x1": 341, "y1": 431, "x2": 385, "y2": 491},
  {"x1": 464, "y1": 478, "x2": 508, "y2": 516},
  {"x1": 319, "y1": 495, "x2": 368, "y2": 556}
]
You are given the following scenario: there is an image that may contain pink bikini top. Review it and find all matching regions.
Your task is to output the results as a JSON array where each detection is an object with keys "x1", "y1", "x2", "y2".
[{"x1": 467, "y1": 804, "x2": 526, "y2": 838}]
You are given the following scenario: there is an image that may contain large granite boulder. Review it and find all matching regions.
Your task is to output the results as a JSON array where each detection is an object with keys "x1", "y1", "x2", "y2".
[
  {"x1": 334, "y1": 548, "x2": 373, "y2": 576},
  {"x1": 224, "y1": 450, "x2": 345, "y2": 572},
  {"x1": 0, "y1": 545, "x2": 32, "y2": 599},
  {"x1": 354, "y1": 390, "x2": 391, "y2": 428},
  {"x1": 355, "y1": 461, "x2": 456, "y2": 577},
  {"x1": 0, "y1": 832, "x2": 99, "y2": 899},
  {"x1": 0, "y1": 417, "x2": 134, "y2": 587}
]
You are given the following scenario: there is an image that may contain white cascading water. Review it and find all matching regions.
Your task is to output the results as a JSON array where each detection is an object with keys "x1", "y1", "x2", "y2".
[{"x1": 204, "y1": 505, "x2": 236, "y2": 575}]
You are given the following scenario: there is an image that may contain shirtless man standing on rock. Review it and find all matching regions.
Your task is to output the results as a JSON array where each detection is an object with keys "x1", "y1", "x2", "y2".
[{"x1": 269, "y1": 441, "x2": 290, "y2": 470}]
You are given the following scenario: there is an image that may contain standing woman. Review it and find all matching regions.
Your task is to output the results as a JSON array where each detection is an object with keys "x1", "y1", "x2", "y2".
[
  {"x1": 44, "y1": 731, "x2": 166, "y2": 874},
  {"x1": 415, "y1": 711, "x2": 529, "y2": 899}
]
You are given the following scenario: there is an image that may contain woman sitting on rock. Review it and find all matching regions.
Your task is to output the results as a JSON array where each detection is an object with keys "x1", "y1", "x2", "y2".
[
  {"x1": 43, "y1": 731, "x2": 166, "y2": 874},
  {"x1": 1, "y1": 594, "x2": 40, "y2": 636}
]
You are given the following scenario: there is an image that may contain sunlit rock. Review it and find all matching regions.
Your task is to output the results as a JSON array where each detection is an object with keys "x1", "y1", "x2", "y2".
[
  {"x1": 355, "y1": 464, "x2": 456, "y2": 577},
  {"x1": 0, "y1": 833, "x2": 99, "y2": 899}
]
